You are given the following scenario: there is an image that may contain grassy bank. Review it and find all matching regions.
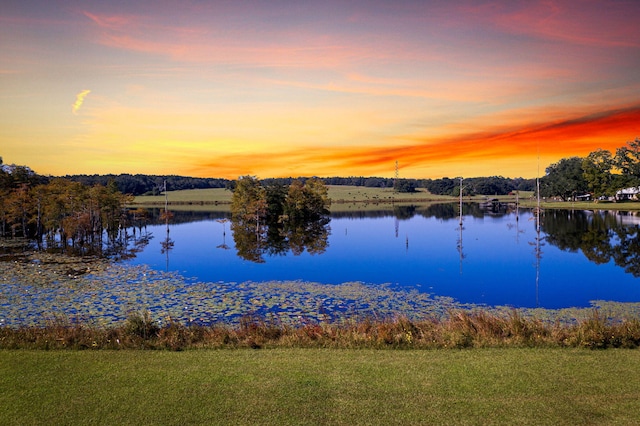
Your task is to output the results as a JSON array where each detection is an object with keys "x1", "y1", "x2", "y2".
[
  {"x1": 3, "y1": 309, "x2": 640, "y2": 350},
  {"x1": 520, "y1": 199, "x2": 640, "y2": 211},
  {"x1": 2, "y1": 348, "x2": 640, "y2": 425}
]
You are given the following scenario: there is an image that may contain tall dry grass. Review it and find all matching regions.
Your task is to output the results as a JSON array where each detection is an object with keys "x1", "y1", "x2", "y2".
[{"x1": 2, "y1": 309, "x2": 639, "y2": 350}]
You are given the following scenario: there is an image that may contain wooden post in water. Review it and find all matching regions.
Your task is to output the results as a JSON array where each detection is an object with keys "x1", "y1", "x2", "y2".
[
  {"x1": 459, "y1": 177, "x2": 463, "y2": 226},
  {"x1": 457, "y1": 177, "x2": 464, "y2": 273}
]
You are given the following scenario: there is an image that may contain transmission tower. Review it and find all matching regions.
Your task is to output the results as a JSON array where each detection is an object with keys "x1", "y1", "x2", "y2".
[{"x1": 393, "y1": 160, "x2": 399, "y2": 191}]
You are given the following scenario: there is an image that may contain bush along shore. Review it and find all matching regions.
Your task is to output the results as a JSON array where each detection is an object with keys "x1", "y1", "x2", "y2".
[{"x1": 2, "y1": 309, "x2": 640, "y2": 350}]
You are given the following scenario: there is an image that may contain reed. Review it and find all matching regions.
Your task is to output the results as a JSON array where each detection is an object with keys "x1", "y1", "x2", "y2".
[{"x1": 2, "y1": 309, "x2": 639, "y2": 350}]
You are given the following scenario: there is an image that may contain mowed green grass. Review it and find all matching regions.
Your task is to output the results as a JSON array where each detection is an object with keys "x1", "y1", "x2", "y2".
[
  {"x1": 132, "y1": 186, "x2": 640, "y2": 212},
  {"x1": 132, "y1": 187, "x2": 232, "y2": 205},
  {"x1": 327, "y1": 185, "x2": 453, "y2": 202},
  {"x1": 3, "y1": 348, "x2": 640, "y2": 425},
  {"x1": 131, "y1": 186, "x2": 460, "y2": 206}
]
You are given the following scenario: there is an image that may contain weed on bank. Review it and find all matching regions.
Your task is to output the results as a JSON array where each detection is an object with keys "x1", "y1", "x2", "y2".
[{"x1": 2, "y1": 309, "x2": 640, "y2": 350}]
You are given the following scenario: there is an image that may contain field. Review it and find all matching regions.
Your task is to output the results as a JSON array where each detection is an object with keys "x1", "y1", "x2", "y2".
[
  {"x1": 131, "y1": 186, "x2": 489, "y2": 213},
  {"x1": 131, "y1": 186, "x2": 640, "y2": 212},
  {"x1": 131, "y1": 186, "x2": 460, "y2": 205},
  {"x1": 131, "y1": 187, "x2": 232, "y2": 205},
  {"x1": 3, "y1": 348, "x2": 640, "y2": 425}
]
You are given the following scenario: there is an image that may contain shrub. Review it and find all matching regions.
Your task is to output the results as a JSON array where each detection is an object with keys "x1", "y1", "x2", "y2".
[{"x1": 124, "y1": 311, "x2": 160, "y2": 340}]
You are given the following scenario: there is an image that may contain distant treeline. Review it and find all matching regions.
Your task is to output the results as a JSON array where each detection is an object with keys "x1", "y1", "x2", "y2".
[
  {"x1": 274, "y1": 176, "x2": 536, "y2": 196},
  {"x1": 1, "y1": 153, "x2": 534, "y2": 197},
  {"x1": 64, "y1": 174, "x2": 231, "y2": 196},
  {"x1": 423, "y1": 176, "x2": 535, "y2": 196},
  {"x1": 61, "y1": 174, "x2": 535, "y2": 196}
]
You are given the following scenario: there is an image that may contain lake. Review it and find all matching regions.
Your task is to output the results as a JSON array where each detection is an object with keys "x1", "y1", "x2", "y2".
[{"x1": 127, "y1": 203, "x2": 640, "y2": 310}]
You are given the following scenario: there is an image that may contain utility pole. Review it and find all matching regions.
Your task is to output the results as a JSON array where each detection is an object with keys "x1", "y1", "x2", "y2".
[
  {"x1": 457, "y1": 177, "x2": 464, "y2": 274},
  {"x1": 459, "y1": 177, "x2": 463, "y2": 226},
  {"x1": 394, "y1": 160, "x2": 399, "y2": 192}
]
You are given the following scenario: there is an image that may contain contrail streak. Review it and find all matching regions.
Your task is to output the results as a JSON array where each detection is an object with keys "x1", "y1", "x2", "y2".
[{"x1": 72, "y1": 90, "x2": 91, "y2": 114}]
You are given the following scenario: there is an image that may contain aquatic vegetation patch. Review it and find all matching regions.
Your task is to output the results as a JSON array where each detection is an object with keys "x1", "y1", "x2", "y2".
[
  {"x1": 1, "y1": 252, "x2": 470, "y2": 328},
  {"x1": 1, "y1": 252, "x2": 639, "y2": 331}
]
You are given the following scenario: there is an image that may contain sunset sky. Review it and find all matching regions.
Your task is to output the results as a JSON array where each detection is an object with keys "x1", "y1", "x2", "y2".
[{"x1": 1, "y1": 0, "x2": 639, "y2": 179}]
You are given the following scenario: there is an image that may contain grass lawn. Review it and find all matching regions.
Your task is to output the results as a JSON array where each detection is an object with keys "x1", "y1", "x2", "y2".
[
  {"x1": 3, "y1": 348, "x2": 640, "y2": 425},
  {"x1": 131, "y1": 186, "x2": 454, "y2": 205},
  {"x1": 131, "y1": 186, "x2": 465, "y2": 212},
  {"x1": 131, "y1": 188, "x2": 232, "y2": 205},
  {"x1": 131, "y1": 186, "x2": 640, "y2": 212}
]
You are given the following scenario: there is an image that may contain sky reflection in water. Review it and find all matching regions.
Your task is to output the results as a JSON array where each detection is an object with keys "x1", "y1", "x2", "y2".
[{"x1": 127, "y1": 207, "x2": 640, "y2": 309}]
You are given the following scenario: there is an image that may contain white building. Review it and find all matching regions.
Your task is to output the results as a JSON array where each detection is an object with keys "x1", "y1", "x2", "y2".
[
  {"x1": 616, "y1": 187, "x2": 640, "y2": 201},
  {"x1": 0, "y1": 164, "x2": 34, "y2": 175}
]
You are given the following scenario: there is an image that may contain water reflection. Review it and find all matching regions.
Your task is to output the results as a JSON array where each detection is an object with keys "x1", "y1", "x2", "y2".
[
  {"x1": 121, "y1": 204, "x2": 640, "y2": 308},
  {"x1": 542, "y1": 209, "x2": 640, "y2": 277},
  {"x1": 135, "y1": 205, "x2": 640, "y2": 278},
  {"x1": 216, "y1": 219, "x2": 230, "y2": 250},
  {"x1": 159, "y1": 209, "x2": 174, "y2": 271},
  {"x1": 456, "y1": 201, "x2": 466, "y2": 274},
  {"x1": 231, "y1": 212, "x2": 331, "y2": 263},
  {"x1": 529, "y1": 207, "x2": 544, "y2": 307}
]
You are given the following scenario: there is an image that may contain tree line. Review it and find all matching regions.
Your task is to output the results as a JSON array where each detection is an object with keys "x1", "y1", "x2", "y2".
[
  {"x1": 422, "y1": 176, "x2": 535, "y2": 196},
  {"x1": 1, "y1": 164, "x2": 133, "y2": 252},
  {"x1": 541, "y1": 138, "x2": 640, "y2": 201},
  {"x1": 65, "y1": 174, "x2": 231, "y2": 196},
  {"x1": 1, "y1": 154, "x2": 538, "y2": 197},
  {"x1": 65, "y1": 174, "x2": 537, "y2": 196}
]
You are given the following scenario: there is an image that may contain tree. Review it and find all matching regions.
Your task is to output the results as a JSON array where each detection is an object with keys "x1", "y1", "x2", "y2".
[
  {"x1": 283, "y1": 179, "x2": 306, "y2": 223},
  {"x1": 6, "y1": 184, "x2": 32, "y2": 237},
  {"x1": 230, "y1": 176, "x2": 331, "y2": 262},
  {"x1": 423, "y1": 178, "x2": 457, "y2": 195},
  {"x1": 582, "y1": 149, "x2": 614, "y2": 200},
  {"x1": 301, "y1": 177, "x2": 331, "y2": 220},
  {"x1": 540, "y1": 157, "x2": 587, "y2": 201},
  {"x1": 394, "y1": 179, "x2": 416, "y2": 193},
  {"x1": 264, "y1": 182, "x2": 287, "y2": 224},
  {"x1": 281, "y1": 178, "x2": 331, "y2": 223},
  {"x1": 615, "y1": 137, "x2": 640, "y2": 185},
  {"x1": 231, "y1": 176, "x2": 267, "y2": 228},
  {"x1": 466, "y1": 176, "x2": 513, "y2": 195}
]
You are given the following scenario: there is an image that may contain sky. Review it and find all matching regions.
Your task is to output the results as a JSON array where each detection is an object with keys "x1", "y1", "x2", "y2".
[{"x1": 1, "y1": 0, "x2": 639, "y2": 180}]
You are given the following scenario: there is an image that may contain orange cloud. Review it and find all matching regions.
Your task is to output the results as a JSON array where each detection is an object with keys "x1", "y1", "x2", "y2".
[{"x1": 190, "y1": 105, "x2": 640, "y2": 179}]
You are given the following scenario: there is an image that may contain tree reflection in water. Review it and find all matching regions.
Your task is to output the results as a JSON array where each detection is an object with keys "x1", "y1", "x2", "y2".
[
  {"x1": 232, "y1": 216, "x2": 330, "y2": 263},
  {"x1": 542, "y1": 209, "x2": 640, "y2": 277}
]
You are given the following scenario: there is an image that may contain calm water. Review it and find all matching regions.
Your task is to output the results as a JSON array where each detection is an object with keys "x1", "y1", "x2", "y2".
[{"x1": 127, "y1": 204, "x2": 640, "y2": 309}]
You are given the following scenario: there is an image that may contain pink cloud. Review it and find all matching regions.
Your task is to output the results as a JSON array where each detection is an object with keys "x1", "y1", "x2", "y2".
[
  {"x1": 83, "y1": 11, "x2": 139, "y2": 30},
  {"x1": 462, "y1": 1, "x2": 640, "y2": 48},
  {"x1": 82, "y1": 9, "x2": 379, "y2": 69}
]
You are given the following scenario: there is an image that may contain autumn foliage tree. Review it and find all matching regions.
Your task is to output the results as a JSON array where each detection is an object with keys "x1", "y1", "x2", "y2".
[
  {"x1": 0, "y1": 167, "x2": 132, "y2": 252},
  {"x1": 231, "y1": 175, "x2": 267, "y2": 228}
]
